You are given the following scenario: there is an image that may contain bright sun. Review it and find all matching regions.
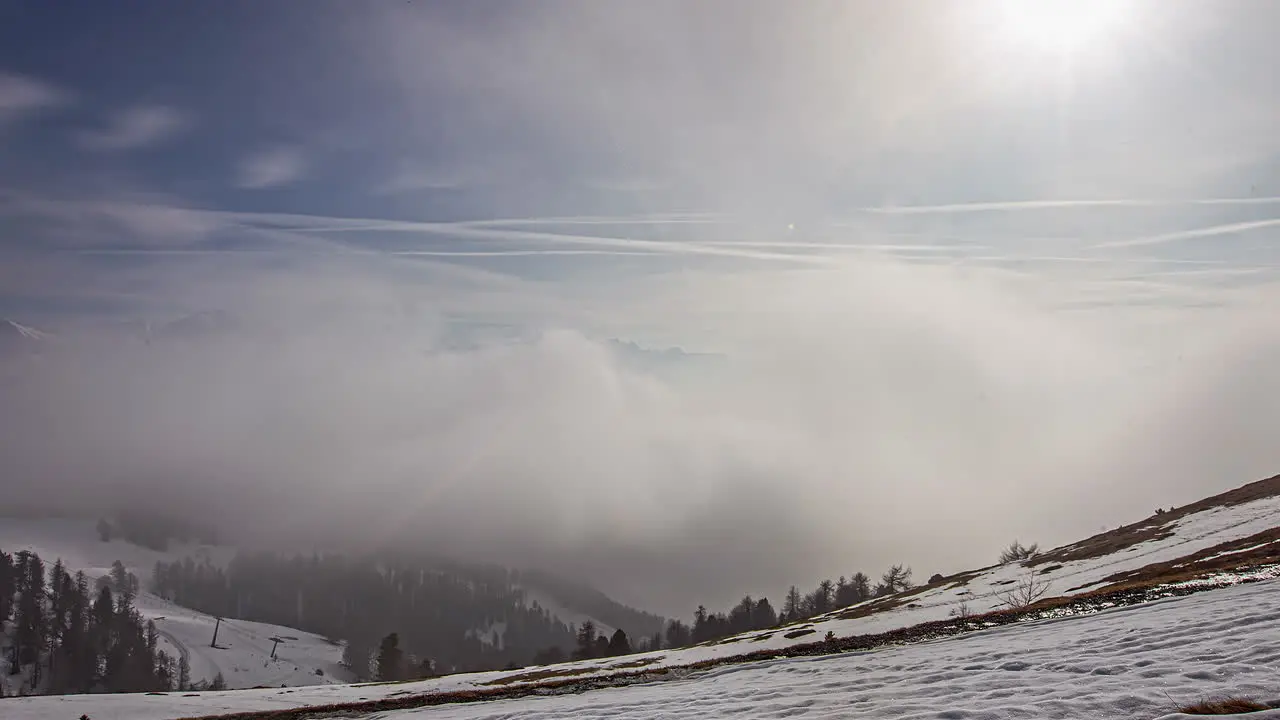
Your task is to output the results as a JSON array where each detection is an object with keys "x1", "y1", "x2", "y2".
[{"x1": 997, "y1": 0, "x2": 1131, "y2": 54}]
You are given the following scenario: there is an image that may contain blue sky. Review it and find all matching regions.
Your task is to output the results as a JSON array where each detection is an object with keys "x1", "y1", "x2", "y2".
[
  {"x1": 3, "y1": 0, "x2": 1280, "y2": 333},
  {"x1": 3, "y1": 1, "x2": 1280, "y2": 612}
]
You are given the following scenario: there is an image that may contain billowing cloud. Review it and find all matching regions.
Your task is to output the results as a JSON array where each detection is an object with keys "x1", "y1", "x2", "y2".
[{"x1": 2, "y1": 207, "x2": 1279, "y2": 614}]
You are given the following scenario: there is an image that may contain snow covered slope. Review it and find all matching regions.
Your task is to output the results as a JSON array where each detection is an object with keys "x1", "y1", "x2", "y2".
[
  {"x1": 10, "y1": 574, "x2": 1280, "y2": 719},
  {"x1": 0, "y1": 517, "x2": 355, "y2": 690},
  {"x1": 287, "y1": 578, "x2": 1280, "y2": 720},
  {"x1": 9, "y1": 474, "x2": 1280, "y2": 719}
]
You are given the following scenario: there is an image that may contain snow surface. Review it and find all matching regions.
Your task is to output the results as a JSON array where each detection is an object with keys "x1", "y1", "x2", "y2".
[
  {"x1": 0, "y1": 517, "x2": 354, "y2": 691},
  {"x1": 10, "y1": 575, "x2": 1280, "y2": 720}
]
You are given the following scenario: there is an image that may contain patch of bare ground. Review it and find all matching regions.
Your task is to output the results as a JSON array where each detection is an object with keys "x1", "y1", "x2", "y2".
[
  {"x1": 477, "y1": 666, "x2": 596, "y2": 686},
  {"x1": 480, "y1": 657, "x2": 660, "y2": 686},
  {"x1": 1069, "y1": 527, "x2": 1280, "y2": 592},
  {"x1": 1029, "y1": 473, "x2": 1280, "y2": 568},
  {"x1": 1178, "y1": 697, "x2": 1272, "y2": 714}
]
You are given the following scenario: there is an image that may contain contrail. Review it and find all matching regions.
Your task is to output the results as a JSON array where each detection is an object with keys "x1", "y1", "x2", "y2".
[
  {"x1": 1096, "y1": 218, "x2": 1280, "y2": 248},
  {"x1": 861, "y1": 198, "x2": 1280, "y2": 214}
]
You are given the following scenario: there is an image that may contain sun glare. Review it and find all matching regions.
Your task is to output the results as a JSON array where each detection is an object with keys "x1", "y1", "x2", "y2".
[{"x1": 996, "y1": 0, "x2": 1131, "y2": 54}]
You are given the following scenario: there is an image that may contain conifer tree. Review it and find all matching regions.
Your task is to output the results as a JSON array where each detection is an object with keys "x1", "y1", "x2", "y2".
[
  {"x1": 376, "y1": 632, "x2": 404, "y2": 681},
  {"x1": 606, "y1": 628, "x2": 631, "y2": 656},
  {"x1": 177, "y1": 653, "x2": 191, "y2": 690}
]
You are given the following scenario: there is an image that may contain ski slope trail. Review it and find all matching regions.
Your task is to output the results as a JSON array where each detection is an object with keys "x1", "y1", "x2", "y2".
[{"x1": 0, "y1": 516, "x2": 355, "y2": 690}]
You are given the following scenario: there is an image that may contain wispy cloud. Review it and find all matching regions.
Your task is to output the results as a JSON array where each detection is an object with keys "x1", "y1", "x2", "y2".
[
  {"x1": 1096, "y1": 218, "x2": 1280, "y2": 249},
  {"x1": 236, "y1": 146, "x2": 307, "y2": 189},
  {"x1": 0, "y1": 71, "x2": 68, "y2": 122},
  {"x1": 373, "y1": 162, "x2": 474, "y2": 194},
  {"x1": 466, "y1": 214, "x2": 726, "y2": 227},
  {"x1": 0, "y1": 193, "x2": 217, "y2": 246},
  {"x1": 77, "y1": 105, "x2": 186, "y2": 151},
  {"x1": 217, "y1": 208, "x2": 837, "y2": 265},
  {"x1": 861, "y1": 198, "x2": 1280, "y2": 215}
]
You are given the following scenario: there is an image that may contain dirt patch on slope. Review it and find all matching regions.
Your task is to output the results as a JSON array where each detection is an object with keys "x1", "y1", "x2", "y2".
[
  {"x1": 480, "y1": 657, "x2": 660, "y2": 686},
  {"x1": 1029, "y1": 473, "x2": 1280, "y2": 567},
  {"x1": 1070, "y1": 526, "x2": 1280, "y2": 592}
]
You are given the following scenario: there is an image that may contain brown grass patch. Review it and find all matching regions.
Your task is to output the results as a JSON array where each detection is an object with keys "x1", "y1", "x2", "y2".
[
  {"x1": 605, "y1": 658, "x2": 662, "y2": 671},
  {"x1": 1068, "y1": 527, "x2": 1280, "y2": 592},
  {"x1": 938, "y1": 570, "x2": 987, "y2": 588},
  {"x1": 1030, "y1": 473, "x2": 1280, "y2": 568},
  {"x1": 478, "y1": 666, "x2": 597, "y2": 686},
  {"x1": 831, "y1": 595, "x2": 907, "y2": 620},
  {"x1": 1178, "y1": 698, "x2": 1271, "y2": 714},
  {"x1": 479, "y1": 657, "x2": 659, "y2": 687}
]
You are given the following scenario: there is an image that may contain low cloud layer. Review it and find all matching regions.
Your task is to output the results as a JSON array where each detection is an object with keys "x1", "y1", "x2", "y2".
[
  {"x1": 4, "y1": 0, "x2": 1280, "y2": 618},
  {"x1": 2, "y1": 242, "x2": 1277, "y2": 616}
]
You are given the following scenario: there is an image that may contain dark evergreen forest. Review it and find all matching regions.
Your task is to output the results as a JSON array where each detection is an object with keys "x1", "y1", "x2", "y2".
[
  {"x1": 0, "y1": 548, "x2": 194, "y2": 696},
  {"x1": 152, "y1": 552, "x2": 588, "y2": 676}
]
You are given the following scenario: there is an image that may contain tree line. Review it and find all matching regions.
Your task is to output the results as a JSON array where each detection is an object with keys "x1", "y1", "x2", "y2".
[
  {"x1": 0, "y1": 548, "x2": 193, "y2": 696},
  {"x1": 656, "y1": 564, "x2": 914, "y2": 650},
  {"x1": 357, "y1": 562, "x2": 921, "y2": 677}
]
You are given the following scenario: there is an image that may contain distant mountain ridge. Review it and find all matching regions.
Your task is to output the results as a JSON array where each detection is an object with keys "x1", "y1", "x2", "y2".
[{"x1": 515, "y1": 568, "x2": 667, "y2": 640}]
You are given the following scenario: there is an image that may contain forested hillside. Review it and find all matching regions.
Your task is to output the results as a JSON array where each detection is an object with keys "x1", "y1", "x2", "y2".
[
  {"x1": 1, "y1": 549, "x2": 192, "y2": 697},
  {"x1": 153, "y1": 552, "x2": 599, "y2": 676}
]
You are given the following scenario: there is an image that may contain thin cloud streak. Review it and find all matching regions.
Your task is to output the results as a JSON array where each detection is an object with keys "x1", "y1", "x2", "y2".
[
  {"x1": 1096, "y1": 218, "x2": 1280, "y2": 248},
  {"x1": 236, "y1": 146, "x2": 307, "y2": 189},
  {"x1": 77, "y1": 105, "x2": 186, "y2": 151},
  {"x1": 862, "y1": 198, "x2": 1280, "y2": 214},
  {"x1": 465, "y1": 216, "x2": 730, "y2": 227},
  {"x1": 207, "y1": 208, "x2": 836, "y2": 265},
  {"x1": 0, "y1": 72, "x2": 68, "y2": 120}
]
